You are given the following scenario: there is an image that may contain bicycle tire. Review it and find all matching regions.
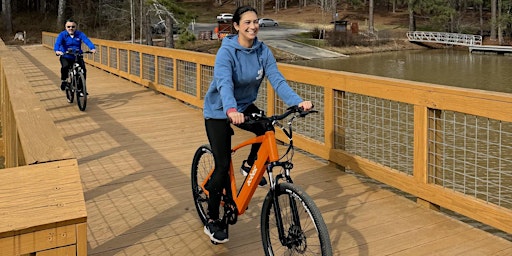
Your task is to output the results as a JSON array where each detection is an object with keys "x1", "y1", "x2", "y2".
[
  {"x1": 261, "y1": 182, "x2": 332, "y2": 255},
  {"x1": 76, "y1": 72, "x2": 87, "y2": 111},
  {"x1": 191, "y1": 144, "x2": 214, "y2": 225},
  {"x1": 65, "y1": 73, "x2": 74, "y2": 103}
]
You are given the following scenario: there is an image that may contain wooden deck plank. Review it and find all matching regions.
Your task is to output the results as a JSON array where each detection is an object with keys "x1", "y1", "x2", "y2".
[{"x1": 12, "y1": 45, "x2": 512, "y2": 255}]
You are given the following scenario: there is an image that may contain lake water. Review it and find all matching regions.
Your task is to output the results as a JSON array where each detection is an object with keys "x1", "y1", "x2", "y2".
[{"x1": 287, "y1": 48, "x2": 512, "y2": 94}]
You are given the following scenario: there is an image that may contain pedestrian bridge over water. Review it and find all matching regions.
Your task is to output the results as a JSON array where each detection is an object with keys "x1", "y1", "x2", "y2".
[
  {"x1": 1, "y1": 33, "x2": 512, "y2": 255},
  {"x1": 406, "y1": 31, "x2": 483, "y2": 46}
]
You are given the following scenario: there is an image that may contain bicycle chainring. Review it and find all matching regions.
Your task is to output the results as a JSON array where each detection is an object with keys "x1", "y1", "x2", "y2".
[{"x1": 223, "y1": 198, "x2": 238, "y2": 225}]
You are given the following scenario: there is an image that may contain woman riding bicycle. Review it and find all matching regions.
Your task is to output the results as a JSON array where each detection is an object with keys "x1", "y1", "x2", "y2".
[
  {"x1": 54, "y1": 18, "x2": 96, "y2": 91},
  {"x1": 202, "y1": 5, "x2": 312, "y2": 244}
]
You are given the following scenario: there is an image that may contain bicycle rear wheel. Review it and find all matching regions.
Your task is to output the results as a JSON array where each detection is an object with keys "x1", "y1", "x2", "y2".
[
  {"x1": 191, "y1": 144, "x2": 214, "y2": 225},
  {"x1": 76, "y1": 72, "x2": 87, "y2": 111},
  {"x1": 261, "y1": 182, "x2": 332, "y2": 255}
]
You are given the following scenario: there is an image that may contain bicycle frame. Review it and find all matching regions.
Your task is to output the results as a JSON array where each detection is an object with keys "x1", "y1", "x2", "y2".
[
  {"x1": 200, "y1": 129, "x2": 281, "y2": 215},
  {"x1": 67, "y1": 51, "x2": 85, "y2": 80}
]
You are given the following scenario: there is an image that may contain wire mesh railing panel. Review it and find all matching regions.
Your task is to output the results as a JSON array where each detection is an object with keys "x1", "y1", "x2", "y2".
[
  {"x1": 109, "y1": 47, "x2": 117, "y2": 69},
  {"x1": 157, "y1": 56, "x2": 173, "y2": 88},
  {"x1": 93, "y1": 44, "x2": 100, "y2": 63},
  {"x1": 176, "y1": 60, "x2": 196, "y2": 96},
  {"x1": 255, "y1": 79, "x2": 267, "y2": 111},
  {"x1": 142, "y1": 53, "x2": 155, "y2": 82},
  {"x1": 200, "y1": 65, "x2": 213, "y2": 100},
  {"x1": 42, "y1": 35, "x2": 53, "y2": 48},
  {"x1": 119, "y1": 49, "x2": 128, "y2": 72},
  {"x1": 101, "y1": 45, "x2": 108, "y2": 65},
  {"x1": 336, "y1": 91, "x2": 414, "y2": 175},
  {"x1": 274, "y1": 81, "x2": 324, "y2": 143},
  {"x1": 129, "y1": 50, "x2": 140, "y2": 76},
  {"x1": 428, "y1": 110, "x2": 512, "y2": 209}
]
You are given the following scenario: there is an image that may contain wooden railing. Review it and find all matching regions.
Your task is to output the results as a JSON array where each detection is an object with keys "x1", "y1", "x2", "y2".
[
  {"x1": 0, "y1": 39, "x2": 87, "y2": 255},
  {"x1": 42, "y1": 32, "x2": 512, "y2": 235}
]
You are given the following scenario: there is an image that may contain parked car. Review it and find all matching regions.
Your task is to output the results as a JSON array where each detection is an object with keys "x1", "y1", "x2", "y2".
[
  {"x1": 258, "y1": 18, "x2": 279, "y2": 27},
  {"x1": 217, "y1": 13, "x2": 233, "y2": 22}
]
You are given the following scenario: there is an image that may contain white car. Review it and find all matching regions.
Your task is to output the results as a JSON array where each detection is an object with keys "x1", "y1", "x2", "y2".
[
  {"x1": 258, "y1": 18, "x2": 279, "y2": 27},
  {"x1": 217, "y1": 13, "x2": 233, "y2": 22}
]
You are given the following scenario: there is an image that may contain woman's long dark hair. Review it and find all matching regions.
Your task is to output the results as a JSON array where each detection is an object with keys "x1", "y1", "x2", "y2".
[{"x1": 232, "y1": 6, "x2": 257, "y2": 26}]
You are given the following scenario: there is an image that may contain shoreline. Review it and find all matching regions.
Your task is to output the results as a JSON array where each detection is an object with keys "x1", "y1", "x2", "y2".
[{"x1": 269, "y1": 38, "x2": 427, "y2": 61}]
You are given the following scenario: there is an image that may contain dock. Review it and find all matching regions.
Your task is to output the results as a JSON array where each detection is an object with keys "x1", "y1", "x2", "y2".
[{"x1": 469, "y1": 45, "x2": 512, "y2": 54}]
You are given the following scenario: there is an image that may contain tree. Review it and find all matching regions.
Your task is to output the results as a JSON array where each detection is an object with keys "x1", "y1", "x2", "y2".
[
  {"x1": 369, "y1": 0, "x2": 374, "y2": 34},
  {"x1": 491, "y1": 0, "x2": 497, "y2": 40},
  {"x1": 131, "y1": 0, "x2": 135, "y2": 43},
  {"x1": 408, "y1": 0, "x2": 416, "y2": 31},
  {"x1": 57, "y1": 0, "x2": 66, "y2": 29},
  {"x1": 2, "y1": 0, "x2": 12, "y2": 33}
]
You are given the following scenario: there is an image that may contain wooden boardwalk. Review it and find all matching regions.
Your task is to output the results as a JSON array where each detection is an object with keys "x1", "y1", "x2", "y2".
[{"x1": 11, "y1": 44, "x2": 512, "y2": 255}]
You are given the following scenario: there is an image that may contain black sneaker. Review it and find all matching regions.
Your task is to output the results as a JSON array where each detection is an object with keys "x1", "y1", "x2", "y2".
[
  {"x1": 60, "y1": 81, "x2": 67, "y2": 91},
  {"x1": 240, "y1": 160, "x2": 267, "y2": 187},
  {"x1": 204, "y1": 220, "x2": 229, "y2": 244}
]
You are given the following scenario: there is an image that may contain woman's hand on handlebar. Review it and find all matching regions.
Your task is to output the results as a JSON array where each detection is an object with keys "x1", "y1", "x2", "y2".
[
  {"x1": 228, "y1": 111, "x2": 245, "y2": 125},
  {"x1": 298, "y1": 101, "x2": 313, "y2": 111},
  {"x1": 90, "y1": 49, "x2": 97, "y2": 54},
  {"x1": 55, "y1": 51, "x2": 64, "y2": 56}
]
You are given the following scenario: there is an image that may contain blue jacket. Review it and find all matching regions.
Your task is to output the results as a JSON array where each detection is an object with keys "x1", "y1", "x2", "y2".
[
  {"x1": 203, "y1": 34, "x2": 303, "y2": 119},
  {"x1": 54, "y1": 30, "x2": 95, "y2": 59}
]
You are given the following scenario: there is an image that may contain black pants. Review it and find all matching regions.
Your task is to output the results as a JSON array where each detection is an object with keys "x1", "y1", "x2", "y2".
[
  {"x1": 60, "y1": 56, "x2": 86, "y2": 81},
  {"x1": 204, "y1": 104, "x2": 266, "y2": 220}
]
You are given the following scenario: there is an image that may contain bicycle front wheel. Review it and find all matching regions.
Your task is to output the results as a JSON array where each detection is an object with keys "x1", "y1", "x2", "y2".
[
  {"x1": 65, "y1": 75, "x2": 74, "y2": 103},
  {"x1": 191, "y1": 144, "x2": 214, "y2": 225},
  {"x1": 261, "y1": 182, "x2": 332, "y2": 255},
  {"x1": 76, "y1": 72, "x2": 87, "y2": 111}
]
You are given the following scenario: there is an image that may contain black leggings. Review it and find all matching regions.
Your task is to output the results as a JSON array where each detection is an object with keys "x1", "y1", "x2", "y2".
[
  {"x1": 204, "y1": 104, "x2": 266, "y2": 220},
  {"x1": 60, "y1": 56, "x2": 86, "y2": 81}
]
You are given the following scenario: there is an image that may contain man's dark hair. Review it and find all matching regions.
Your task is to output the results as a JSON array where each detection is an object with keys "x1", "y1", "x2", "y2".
[{"x1": 65, "y1": 18, "x2": 77, "y2": 24}]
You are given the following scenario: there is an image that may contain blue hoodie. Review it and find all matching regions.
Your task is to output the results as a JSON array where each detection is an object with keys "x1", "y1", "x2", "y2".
[
  {"x1": 54, "y1": 30, "x2": 96, "y2": 60},
  {"x1": 203, "y1": 35, "x2": 303, "y2": 119}
]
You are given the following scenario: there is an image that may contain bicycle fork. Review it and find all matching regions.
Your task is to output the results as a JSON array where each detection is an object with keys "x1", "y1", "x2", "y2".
[{"x1": 269, "y1": 162, "x2": 304, "y2": 248}]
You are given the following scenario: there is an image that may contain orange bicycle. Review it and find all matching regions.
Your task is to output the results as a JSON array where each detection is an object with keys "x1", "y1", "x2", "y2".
[{"x1": 191, "y1": 106, "x2": 332, "y2": 255}]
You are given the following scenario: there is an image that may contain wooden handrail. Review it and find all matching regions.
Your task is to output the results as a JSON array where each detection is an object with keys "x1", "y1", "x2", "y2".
[
  {"x1": 0, "y1": 38, "x2": 87, "y2": 255},
  {"x1": 41, "y1": 32, "x2": 512, "y2": 235}
]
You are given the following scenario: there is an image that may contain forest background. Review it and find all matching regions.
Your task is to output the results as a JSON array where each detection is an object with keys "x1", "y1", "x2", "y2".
[{"x1": 0, "y1": 0, "x2": 510, "y2": 54}]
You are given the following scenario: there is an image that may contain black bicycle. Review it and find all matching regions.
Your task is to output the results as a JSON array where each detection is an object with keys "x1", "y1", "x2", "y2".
[{"x1": 62, "y1": 49, "x2": 92, "y2": 111}]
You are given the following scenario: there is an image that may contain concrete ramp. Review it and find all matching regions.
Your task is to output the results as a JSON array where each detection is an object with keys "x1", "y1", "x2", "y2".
[{"x1": 263, "y1": 39, "x2": 348, "y2": 59}]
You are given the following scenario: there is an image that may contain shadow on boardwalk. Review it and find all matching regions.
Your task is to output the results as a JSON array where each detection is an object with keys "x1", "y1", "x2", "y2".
[{"x1": 10, "y1": 44, "x2": 512, "y2": 255}]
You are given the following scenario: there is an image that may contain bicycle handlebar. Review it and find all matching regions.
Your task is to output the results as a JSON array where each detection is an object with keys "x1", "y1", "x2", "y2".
[
  {"x1": 56, "y1": 49, "x2": 94, "y2": 56},
  {"x1": 245, "y1": 105, "x2": 317, "y2": 125}
]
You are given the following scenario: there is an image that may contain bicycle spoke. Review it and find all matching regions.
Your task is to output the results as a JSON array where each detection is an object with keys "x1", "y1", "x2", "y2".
[
  {"x1": 261, "y1": 183, "x2": 331, "y2": 255},
  {"x1": 191, "y1": 145, "x2": 215, "y2": 225},
  {"x1": 76, "y1": 72, "x2": 87, "y2": 111}
]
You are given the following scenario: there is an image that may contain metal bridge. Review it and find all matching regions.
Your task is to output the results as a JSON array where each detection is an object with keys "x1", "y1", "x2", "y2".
[{"x1": 407, "y1": 31, "x2": 482, "y2": 46}]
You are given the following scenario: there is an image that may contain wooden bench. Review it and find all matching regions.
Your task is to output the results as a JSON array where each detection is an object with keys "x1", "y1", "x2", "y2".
[{"x1": 0, "y1": 160, "x2": 87, "y2": 255}]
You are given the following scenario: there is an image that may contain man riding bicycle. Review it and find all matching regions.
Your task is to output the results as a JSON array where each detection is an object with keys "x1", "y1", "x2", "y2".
[{"x1": 54, "y1": 18, "x2": 96, "y2": 91}]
